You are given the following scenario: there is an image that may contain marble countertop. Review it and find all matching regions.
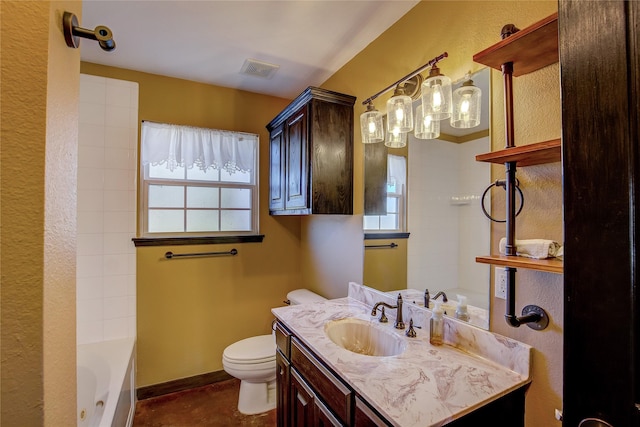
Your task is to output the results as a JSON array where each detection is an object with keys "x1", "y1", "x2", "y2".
[{"x1": 272, "y1": 284, "x2": 531, "y2": 427}]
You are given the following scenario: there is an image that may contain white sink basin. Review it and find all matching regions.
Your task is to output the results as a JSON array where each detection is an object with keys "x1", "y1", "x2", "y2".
[{"x1": 324, "y1": 318, "x2": 407, "y2": 357}]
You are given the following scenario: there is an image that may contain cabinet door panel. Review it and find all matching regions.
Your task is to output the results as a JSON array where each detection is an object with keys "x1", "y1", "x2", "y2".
[
  {"x1": 314, "y1": 398, "x2": 342, "y2": 427},
  {"x1": 269, "y1": 125, "x2": 285, "y2": 211},
  {"x1": 276, "y1": 350, "x2": 290, "y2": 427},
  {"x1": 354, "y1": 396, "x2": 390, "y2": 426},
  {"x1": 285, "y1": 107, "x2": 309, "y2": 210},
  {"x1": 309, "y1": 100, "x2": 353, "y2": 214},
  {"x1": 291, "y1": 337, "x2": 351, "y2": 424},
  {"x1": 291, "y1": 369, "x2": 315, "y2": 427}
]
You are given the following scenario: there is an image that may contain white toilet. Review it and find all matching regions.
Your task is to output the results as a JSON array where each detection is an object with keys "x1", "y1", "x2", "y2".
[{"x1": 222, "y1": 289, "x2": 326, "y2": 415}]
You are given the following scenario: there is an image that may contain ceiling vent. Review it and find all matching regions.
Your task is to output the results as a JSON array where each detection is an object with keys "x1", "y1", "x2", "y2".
[{"x1": 240, "y1": 59, "x2": 280, "y2": 79}]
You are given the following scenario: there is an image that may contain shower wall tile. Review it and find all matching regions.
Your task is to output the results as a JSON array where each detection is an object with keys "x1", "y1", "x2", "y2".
[
  {"x1": 80, "y1": 103, "x2": 106, "y2": 126},
  {"x1": 77, "y1": 74, "x2": 138, "y2": 345},
  {"x1": 77, "y1": 276, "x2": 104, "y2": 301},
  {"x1": 104, "y1": 275, "x2": 128, "y2": 298},
  {"x1": 79, "y1": 123, "x2": 105, "y2": 147},
  {"x1": 78, "y1": 167, "x2": 105, "y2": 190},
  {"x1": 104, "y1": 212, "x2": 130, "y2": 233}
]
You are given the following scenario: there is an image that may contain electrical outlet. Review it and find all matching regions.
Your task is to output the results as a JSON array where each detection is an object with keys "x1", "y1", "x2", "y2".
[{"x1": 495, "y1": 267, "x2": 507, "y2": 299}]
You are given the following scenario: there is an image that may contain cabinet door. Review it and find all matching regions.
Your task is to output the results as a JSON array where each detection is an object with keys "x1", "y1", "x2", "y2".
[
  {"x1": 276, "y1": 350, "x2": 290, "y2": 427},
  {"x1": 354, "y1": 396, "x2": 390, "y2": 427},
  {"x1": 285, "y1": 106, "x2": 309, "y2": 211},
  {"x1": 290, "y1": 369, "x2": 315, "y2": 427},
  {"x1": 269, "y1": 124, "x2": 286, "y2": 212},
  {"x1": 314, "y1": 398, "x2": 342, "y2": 427}
]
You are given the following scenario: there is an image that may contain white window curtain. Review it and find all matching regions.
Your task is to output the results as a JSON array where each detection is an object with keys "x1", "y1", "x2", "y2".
[
  {"x1": 388, "y1": 154, "x2": 406, "y2": 193},
  {"x1": 141, "y1": 121, "x2": 257, "y2": 174}
]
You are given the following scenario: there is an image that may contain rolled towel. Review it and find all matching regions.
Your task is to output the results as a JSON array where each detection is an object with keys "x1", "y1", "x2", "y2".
[{"x1": 499, "y1": 237, "x2": 561, "y2": 259}]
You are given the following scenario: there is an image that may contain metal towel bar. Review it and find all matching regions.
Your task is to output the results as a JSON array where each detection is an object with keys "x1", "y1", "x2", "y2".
[
  {"x1": 364, "y1": 243, "x2": 398, "y2": 249},
  {"x1": 165, "y1": 248, "x2": 238, "y2": 259}
]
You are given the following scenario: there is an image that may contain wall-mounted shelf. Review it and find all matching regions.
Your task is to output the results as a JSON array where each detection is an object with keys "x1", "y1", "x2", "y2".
[
  {"x1": 473, "y1": 12, "x2": 558, "y2": 76},
  {"x1": 476, "y1": 138, "x2": 561, "y2": 166},
  {"x1": 473, "y1": 12, "x2": 561, "y2": 330},
  {"x1": 476, "y1": 255, "x2": 563, "y2": 274}
]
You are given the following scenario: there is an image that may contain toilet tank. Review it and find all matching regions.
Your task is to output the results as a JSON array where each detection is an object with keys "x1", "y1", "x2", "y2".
[{"x1": 287, "y1": 289, "x2": 326, "y2": 305}]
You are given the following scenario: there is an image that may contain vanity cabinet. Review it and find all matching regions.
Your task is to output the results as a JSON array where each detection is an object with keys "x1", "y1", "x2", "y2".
[
  {"x1": 275, "y1": 320, "x2": 525, "y2": 427},
  {"x1": 266, "y1": 87, "x2": 356, "y2": 215}
]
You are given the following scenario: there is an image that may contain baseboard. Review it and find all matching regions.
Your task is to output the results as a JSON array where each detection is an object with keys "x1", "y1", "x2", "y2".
[{"x1": 137, "y1": 370, "x2": 234, "y2": 400}]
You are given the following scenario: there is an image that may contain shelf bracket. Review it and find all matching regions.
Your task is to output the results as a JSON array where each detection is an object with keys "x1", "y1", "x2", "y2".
[{"x1": 504, "y1": 266, "x2": 550, "y2": 330}]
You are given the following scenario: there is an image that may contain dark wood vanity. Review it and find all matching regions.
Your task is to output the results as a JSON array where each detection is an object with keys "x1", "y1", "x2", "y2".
[{"x1": 275, "y1": 320, "x2": 527, "y2": 427}]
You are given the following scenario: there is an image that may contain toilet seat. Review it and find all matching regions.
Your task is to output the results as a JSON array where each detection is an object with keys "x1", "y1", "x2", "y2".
[{"x1": 223, "y1": 334, "x2": 275, "y2": 365}]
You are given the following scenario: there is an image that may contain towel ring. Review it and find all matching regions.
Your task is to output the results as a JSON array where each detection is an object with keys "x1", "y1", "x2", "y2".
[{"x1": 481, "y1": 179, "x2": 524, "y2": 223}]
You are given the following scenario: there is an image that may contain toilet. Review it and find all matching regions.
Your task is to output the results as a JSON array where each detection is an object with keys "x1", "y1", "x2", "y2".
[{"x1": 222, "y1": 289, "x2": 326, "y2": 415}]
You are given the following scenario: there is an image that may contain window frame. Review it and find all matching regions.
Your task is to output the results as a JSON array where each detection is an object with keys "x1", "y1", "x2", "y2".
[{"x1": 138, "y1": 126, "x2": 260, "y2": 239}]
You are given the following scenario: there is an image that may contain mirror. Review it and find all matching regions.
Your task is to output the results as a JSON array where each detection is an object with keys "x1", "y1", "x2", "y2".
[{"x1": 363, "y1": 68, "x2": 491, "y2": 329}]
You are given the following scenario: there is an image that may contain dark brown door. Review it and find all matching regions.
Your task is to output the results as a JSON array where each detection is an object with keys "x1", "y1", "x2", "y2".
[
  {"x1": 269, "y1": 123, "x2": 286, "y2": 212},
  {"x1": 276, "y1": 351, "x2": 290, "y2": 427},
  {"x1": 560, "y1": 1, "x2": 640, "y2": 425},
  {"x1": 285, "y1": 106, "x2": 309, "y2": 211},
  {"x1": 290, "y1": 369, "x2": 315, "y2": 427}
]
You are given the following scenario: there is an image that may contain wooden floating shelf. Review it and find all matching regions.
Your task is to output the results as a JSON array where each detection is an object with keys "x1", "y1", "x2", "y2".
[
  {"x1": 473, "y1": 12, "x2": 558, "y2": 77},
  {"x1": 476, "y1": 255, "x2": 563, "y2": 274},
  {"x1": 475, "y1": 138, "x2": 561, "y2": 166}
]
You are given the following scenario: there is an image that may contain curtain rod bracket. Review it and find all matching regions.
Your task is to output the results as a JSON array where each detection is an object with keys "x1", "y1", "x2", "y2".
[{"x1": 63, "y1": 11, "x2": 116, "y2": 52}]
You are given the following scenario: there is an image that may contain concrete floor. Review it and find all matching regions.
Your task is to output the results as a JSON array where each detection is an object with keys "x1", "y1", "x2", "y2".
[{"x1": 133, "y1": 379, "x2": 276, "y2": 426}]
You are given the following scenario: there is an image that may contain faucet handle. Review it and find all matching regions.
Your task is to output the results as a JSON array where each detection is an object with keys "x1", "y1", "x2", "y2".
[
  {"x1": 406, "y1": 318, "x2": 417, "y2": 337},
  {"x1": 378, "y1": 306, "x2": 388, "y2": 323}
]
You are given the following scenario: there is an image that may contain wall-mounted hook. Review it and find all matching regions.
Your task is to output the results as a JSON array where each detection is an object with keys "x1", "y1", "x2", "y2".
[{"x1": 63, "y1": 11, "x2": 115, "y2": 52}]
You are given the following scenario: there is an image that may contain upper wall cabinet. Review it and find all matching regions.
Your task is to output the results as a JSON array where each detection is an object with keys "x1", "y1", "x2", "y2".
[{"x1": 267, "y1": 87, "x2": 356, "y2": 215}]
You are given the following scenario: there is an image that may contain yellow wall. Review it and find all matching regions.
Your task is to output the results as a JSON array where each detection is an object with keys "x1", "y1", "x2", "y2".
[
  {"x1": 363, "y1": 239, "x2": 408, "y2": 292},
  {"x1": 1, "y1": 1, "x2": 79, "y2": 424},
  {"x1": 322, "y1": 1, "x2": 562, "y2": 426},
  {"x1": 80, "y1": 63, "x2": 304, "y2": 386}
]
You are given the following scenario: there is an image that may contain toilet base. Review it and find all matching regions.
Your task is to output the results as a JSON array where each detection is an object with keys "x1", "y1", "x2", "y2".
[{"x1": 237, "y1": 379, "x2": 276, "y2": 415}]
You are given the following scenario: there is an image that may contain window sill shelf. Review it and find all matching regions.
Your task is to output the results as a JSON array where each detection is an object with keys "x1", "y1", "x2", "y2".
[
  {"x1": 132, "y1": 235, "x2": 265, "y2": 247},
  {"x1": 364, "y1": 232, "x2": 410, "y2": 240}
]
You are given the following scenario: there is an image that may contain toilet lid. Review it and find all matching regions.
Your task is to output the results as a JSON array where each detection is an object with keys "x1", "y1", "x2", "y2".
[{"x1": 223, "y1": 334, "x2": 275, "y2": 363}]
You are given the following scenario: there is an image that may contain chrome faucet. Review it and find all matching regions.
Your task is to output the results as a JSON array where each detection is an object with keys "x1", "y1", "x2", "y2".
[
  {"x1": 424, "y1": 289, "x2": 448, "y2": 309},
  {"x1": 371, "y1": 293, "x2": 405, "y2": 329}
]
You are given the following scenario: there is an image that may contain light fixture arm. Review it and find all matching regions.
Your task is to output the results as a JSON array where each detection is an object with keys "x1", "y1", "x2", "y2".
[
  {"x1": 63, "y1": 11, "x2": 116, "y2": 52},
  {"x1": 362, "y1": 52, "x2": 448, "y2": 106}
]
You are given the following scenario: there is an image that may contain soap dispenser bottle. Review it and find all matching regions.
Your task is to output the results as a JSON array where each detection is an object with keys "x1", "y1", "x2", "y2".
[
  {"x1": 455, "y1": 294, "x2": 470, "y2": 322},
  {"x1": 430, "y1": 301, "x2": 444, "y2": 346}
]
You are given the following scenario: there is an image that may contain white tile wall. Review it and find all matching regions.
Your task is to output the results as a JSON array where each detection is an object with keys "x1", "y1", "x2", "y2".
[
  {"x1": 77, "y1": 74, "x2": 138, "y2": 345},
  {"x1": 407, "y1": 135, "x2": 490, "y2": 308}
]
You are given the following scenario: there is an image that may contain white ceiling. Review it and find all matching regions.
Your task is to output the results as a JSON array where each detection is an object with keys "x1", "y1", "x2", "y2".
[{"x1": 80, "y1": 0, "x2": 420, "y2": 99}]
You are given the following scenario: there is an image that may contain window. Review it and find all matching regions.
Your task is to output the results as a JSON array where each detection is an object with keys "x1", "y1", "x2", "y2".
[
  {"x1": 363, "y1": 154, "x2": 406, "y2": 232},
  {"x1": 140, "y1": 121, "x2": 258, "y2": 237}
]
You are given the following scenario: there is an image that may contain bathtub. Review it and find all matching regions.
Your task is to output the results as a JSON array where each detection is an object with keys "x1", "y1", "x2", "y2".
[{"x1": 77, "y1": 338, "x2": 135, "y2": 427}]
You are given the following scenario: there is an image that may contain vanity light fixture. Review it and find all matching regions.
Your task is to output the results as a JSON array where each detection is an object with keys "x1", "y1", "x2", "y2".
[
  {"x1": 360, "y1": 101, "x2": 385, "y2": 144},
  {"x1": 360, "y1": 52, "x2": 448, "y2": 145},
  {"x1": 421, "y1": 64, "x2": 453, "y2": 121},
  {"x1": 414, "y1": 104, "x2": 441, "y2": 139},
  {"x1": 386, "y1": 86, "x2": 413, "y2": 133},
  {"x1": 385, "y1": 125, "x2": 407, "y2": 148},
  {"x1": 451, "y1": 74, "x2": 482, "y2": 129}
]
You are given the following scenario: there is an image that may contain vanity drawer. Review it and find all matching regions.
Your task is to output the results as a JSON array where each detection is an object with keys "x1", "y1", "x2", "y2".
[
  {"x1": 275, "y1": 321, "x2": 291, "y2": 359},
  {"x1": 291, "y1": 337, "x2": 352, "y2": 424}
]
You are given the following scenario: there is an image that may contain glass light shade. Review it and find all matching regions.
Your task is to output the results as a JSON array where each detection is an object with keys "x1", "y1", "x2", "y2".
[
  {"x1": 360, "y1": 105, "x2": 384, "y2": 144},
  {"x1": 384, "y1": 125, "x2": 407, "y2": 148},
  {"x1": 421, "y1": 65, "x2": 452, "y2": 121},
  {"x1": 386, "y1": 92, "x2": 413, "y2": 132},
  {"x1": 414, "y1": 104, "x2": 440, "y2": 139},
  {"x1": 451, "y1": 80, "x2": 481, "y2": 129}
]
